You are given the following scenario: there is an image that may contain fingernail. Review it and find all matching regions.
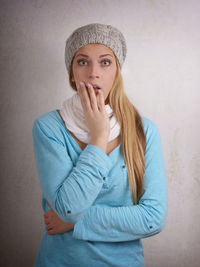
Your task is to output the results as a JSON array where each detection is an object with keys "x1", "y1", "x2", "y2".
[
  {"x1": 80, "y1": 81, "x2": 84, "y2": 87},
  {"x1": 87, "y1": 83, "x2": 91, "y2": 88}
]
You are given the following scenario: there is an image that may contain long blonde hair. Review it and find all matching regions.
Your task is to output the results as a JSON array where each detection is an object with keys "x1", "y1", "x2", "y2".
[{"x1": 68, "y1": 56, "x2": 146, "y2": 204}]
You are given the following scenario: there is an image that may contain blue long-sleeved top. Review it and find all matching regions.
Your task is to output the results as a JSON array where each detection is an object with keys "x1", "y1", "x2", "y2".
[{"x1": 32, "y1": 109, "x2": 167, "y2": 267}]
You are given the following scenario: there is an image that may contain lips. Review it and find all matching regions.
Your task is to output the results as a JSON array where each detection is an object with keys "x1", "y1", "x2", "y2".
[
  {"x1": 91, "y1": 84, "x2": 101, "y2": 89},
  {"x1": 84, "y1": 83, "x2": 101, "y2": 95},
  {"x1": 90, "y1": 84, "x2": 101, "y2": 95}
]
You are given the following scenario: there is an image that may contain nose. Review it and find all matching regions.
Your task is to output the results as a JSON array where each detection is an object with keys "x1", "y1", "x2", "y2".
[{"x1": 88, "y1": 62, "x2": 100, "y2": 79}]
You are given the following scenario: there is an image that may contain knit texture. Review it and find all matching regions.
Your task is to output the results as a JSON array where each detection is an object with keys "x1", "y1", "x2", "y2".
[
  {"x1": 59, "y1": 93, "x2": 120, "y2": 143},
  {"x1": 32, "y1": 110, "x2": 167, "y2": 267},
  {"x1": 65, "y1": 23, "x2": 127, "y2": 72}
]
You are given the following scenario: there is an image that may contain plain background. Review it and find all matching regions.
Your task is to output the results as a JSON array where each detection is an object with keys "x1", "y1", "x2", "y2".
[{"x1": 0, "y1": 0, "x2": 199, "y2": 266}]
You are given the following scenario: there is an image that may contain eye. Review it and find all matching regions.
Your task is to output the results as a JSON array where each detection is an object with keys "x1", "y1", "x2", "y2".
[
  {"x1": 77, "y1": 59, "x2": 88, "y2": 66},
  {"x1": 101, "y1": 59, "x2": 111, "y2": 66}
]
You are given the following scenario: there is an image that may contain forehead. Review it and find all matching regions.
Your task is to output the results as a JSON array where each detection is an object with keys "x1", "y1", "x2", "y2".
[{"x1": 74, "y1": 43, "x2": 115, "y2": 57}]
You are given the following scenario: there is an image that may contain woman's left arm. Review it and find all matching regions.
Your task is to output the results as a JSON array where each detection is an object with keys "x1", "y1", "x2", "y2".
[{"x1": 72, "y1": 122, "x2": 168, "y2": 242}]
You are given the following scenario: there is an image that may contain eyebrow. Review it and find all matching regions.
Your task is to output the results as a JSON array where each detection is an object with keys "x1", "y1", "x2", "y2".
[{"x1": 75, "y1": 53, "x2": 113, "y2": 58}]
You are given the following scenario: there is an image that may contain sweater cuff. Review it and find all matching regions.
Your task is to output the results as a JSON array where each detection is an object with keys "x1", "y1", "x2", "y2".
[
  {"x1": 77, "y1": 144, "x2": 113, "y2": 177},
  {"x1": 73, "y1": 218, "x2": 85, "y2": 240}
]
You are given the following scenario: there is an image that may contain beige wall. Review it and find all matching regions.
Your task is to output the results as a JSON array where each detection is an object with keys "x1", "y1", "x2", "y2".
[{"x1": 0, "y1": 0, "x2": 199, "y2": 266}]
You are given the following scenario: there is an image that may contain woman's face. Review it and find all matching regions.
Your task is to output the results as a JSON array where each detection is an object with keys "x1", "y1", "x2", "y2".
[{"x1": 71, "y1": 44, "x2": 117, "y2": 104}]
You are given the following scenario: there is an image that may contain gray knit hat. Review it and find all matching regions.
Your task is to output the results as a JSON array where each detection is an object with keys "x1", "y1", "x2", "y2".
[{"x1": 65, "y1": 23, "x2": 127, "y2": 72}]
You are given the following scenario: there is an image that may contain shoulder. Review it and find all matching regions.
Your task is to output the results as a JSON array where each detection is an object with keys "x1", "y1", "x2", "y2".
[
  {"x1": 33, "y1": 109, "x2": 59, "y2": 123},
  {"x1": 141, "y1": 116, "x2": 159, "y2": 134},
  {"x1": 33, "y1": 109, "x2": 58, "y2": 130},
  {"x1": 141, "y1": 116, "x2": 163, "y2": 153},
  {"x1": 32, "y1": 110, "x2": 66, "y2": 144},
  {"x1": 141, "y1": 116, "x2": 161, "y2": 144}
]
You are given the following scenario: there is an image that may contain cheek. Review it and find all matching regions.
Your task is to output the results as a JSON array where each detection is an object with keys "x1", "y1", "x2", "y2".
[
  {"x1": 73, "y1": 69, "x2": 84, "y2": 81},
  {"x1": 108, "y1": 69, "x2": 116, "y2": 84}
]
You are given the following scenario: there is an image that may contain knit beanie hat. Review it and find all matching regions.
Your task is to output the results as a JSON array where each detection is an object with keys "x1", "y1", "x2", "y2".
[{"x1": 65, "y1": 23, "x2": 127, "y2": 72}]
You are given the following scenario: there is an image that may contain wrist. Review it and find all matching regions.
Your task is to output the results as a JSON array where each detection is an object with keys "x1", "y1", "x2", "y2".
[{"x1": 90, "y1": 138, "x2": 107, "y2": 153}]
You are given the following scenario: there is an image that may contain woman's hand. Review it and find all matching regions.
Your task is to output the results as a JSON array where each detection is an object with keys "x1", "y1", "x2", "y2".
[
  {"x1": 44, "y1": 201, "x2": 74, "y2": 235},
  {"x1": 78, "y1": 81, "x2": 110, "y2": 145}
]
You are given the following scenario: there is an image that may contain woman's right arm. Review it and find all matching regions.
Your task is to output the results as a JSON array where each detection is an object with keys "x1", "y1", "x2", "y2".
[
  {"x1": 32, "y1": 119, "x2": 112, "y2": 225},
  {"x1": 33, "y1": 82, "x2": 110, "y2": 225}
]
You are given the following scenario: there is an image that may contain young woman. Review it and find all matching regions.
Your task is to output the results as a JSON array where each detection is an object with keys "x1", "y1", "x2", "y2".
[{"x1": 32, "y1": 23, "x2": 167, "y2": 267}]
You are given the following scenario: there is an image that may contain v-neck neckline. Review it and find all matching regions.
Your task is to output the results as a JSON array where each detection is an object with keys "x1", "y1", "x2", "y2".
[{"x1": 55, "y1": 109, "x2": 121, "y2": 157}]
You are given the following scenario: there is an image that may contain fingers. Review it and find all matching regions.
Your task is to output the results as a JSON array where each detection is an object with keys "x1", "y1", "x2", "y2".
[
  {"x1": 44, "y1": 213, "x2": 49, "y2": 219},
  {"x1": 97, "y1": 90, "x2": 105, "y2": 113},
  {"x1": 78, "y1": 82, "x2": 99, "y2": 112},
  {"x1": 86, "y1": 83, "x2": 98, "y2": 111},
  {"x1": 44, "y1": 214, "x2": 53, "y2": 230},
  {"x1": 78, "y1": 82, "x2": 91, "y2": 112},
  {"x1": 44, "y1": 216, "x2": 50, "y2": 226},
  {"x1": 44, "y1": 210, "x2": 54, "y2": 233},
  {"x1": 46, "y1": 223, "x2": 56, "y2": 235},
  {"x1": 96, "y1": 90, "x2": 101, "y2": 110},
  {"x1": 47, "y1": 229, "x2": 55, "y2": 235},
  {"x1": 46, "y1": 223, "x2": 53, "y2": 231},
  {"x1": 44, "y1": 209, "x2": 53, "y2": 224}
]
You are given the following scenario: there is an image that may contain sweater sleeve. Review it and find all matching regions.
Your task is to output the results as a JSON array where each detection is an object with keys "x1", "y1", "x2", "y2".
[
  {"x1": 32, "y1": 119, "x2": 113, "y2": 224},
  {"x1": 72, "y1": 122, "x2": 168, "y2": 242}
]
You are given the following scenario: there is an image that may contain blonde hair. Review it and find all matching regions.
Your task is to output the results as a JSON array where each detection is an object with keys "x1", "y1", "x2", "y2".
[{"x1": 68, "y1": 56, "x2": 146, "y2": 204}]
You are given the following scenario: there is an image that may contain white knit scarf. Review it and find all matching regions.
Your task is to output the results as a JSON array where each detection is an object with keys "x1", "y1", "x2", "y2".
[{"x1": 59, "y1": 93, "x2": 120, "y2": 143}]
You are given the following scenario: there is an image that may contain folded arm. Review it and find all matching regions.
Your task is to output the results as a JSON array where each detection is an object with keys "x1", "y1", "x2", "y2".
[
  {"x1": 32, "y1": 119, "x2": 113, "y2": 224},
  {"x1": 72, "y1": 123, "x2": 168, "y2": 242}
]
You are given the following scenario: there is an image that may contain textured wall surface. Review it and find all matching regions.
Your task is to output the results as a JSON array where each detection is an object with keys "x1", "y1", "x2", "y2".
[{"x1": 0, "y1": 0, "x2": 199, "y2": 266}]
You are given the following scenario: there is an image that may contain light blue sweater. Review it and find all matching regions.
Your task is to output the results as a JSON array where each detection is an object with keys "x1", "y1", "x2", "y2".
[{"x1": 32, "y1": 109, "x2": 167, "y2": 267}]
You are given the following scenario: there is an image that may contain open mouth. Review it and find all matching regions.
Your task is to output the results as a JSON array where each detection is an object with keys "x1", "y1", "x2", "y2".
[
  {"x1": 93, "y1": 86, "x2": 101, "y2": 95},
  {"x1": 86, "y1": 85, "x2": 101, "y2": 94},
  {"x1": 93, "y1": 85, "x2": 101, "y2": 90}
]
